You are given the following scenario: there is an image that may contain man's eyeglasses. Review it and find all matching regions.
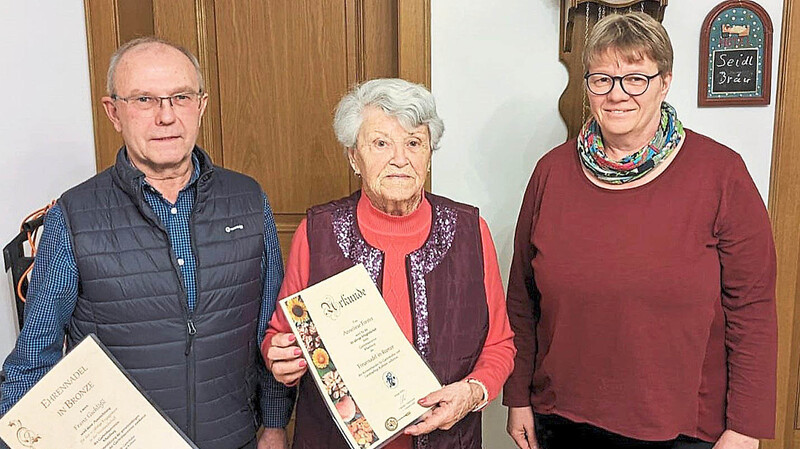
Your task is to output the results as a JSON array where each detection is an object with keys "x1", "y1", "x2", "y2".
[
  {"x1": 111, "y1": 92, "x2": 204, "y2": 112},
  {"x1": 584, "y1": 72, "x2": 661, "y2": 96}
]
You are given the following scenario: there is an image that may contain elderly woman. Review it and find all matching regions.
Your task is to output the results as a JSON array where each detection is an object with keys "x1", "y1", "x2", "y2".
[
  {"x1": 263, "y1": 78, "x2": 515, "y2": 449},
  {"x1": 504, "y1": 12, "x2": 776, "y2": 449}
]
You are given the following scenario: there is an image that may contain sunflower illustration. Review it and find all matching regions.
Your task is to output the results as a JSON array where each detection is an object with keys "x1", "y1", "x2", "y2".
[
  {"x1": 287, "y1": 296, "x2": 308, "y2": 322},
  {"x1": 312, "y1": 348, "x2": 330, "y2": 369}
]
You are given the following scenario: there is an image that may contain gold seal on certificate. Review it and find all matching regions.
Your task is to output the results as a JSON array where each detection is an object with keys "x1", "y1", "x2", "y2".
[
  {"x1": 0, "y1": 335, "x2": 196, "y2": 449},
  {"x1": 280, "y1": 264, "x2": 442, "y2": 449}
]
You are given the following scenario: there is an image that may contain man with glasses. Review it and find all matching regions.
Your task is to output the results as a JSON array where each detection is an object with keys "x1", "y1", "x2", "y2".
[{"x1": 0, "y1": 37, "x2": 292, "y2": 449}]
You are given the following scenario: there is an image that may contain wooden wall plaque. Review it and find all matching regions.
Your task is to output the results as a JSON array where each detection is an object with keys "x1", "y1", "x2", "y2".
[{"x1": 698, "y1": 0, "x2": 773, "y2": 106}]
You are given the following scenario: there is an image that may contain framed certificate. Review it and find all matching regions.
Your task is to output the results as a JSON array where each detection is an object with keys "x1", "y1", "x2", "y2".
[
  {"x1": 279, "y1": 264, "x2": 442, "y2": 449},
  {"x1": 0, "y1": 335, "x2": 197, "y2": 449}
]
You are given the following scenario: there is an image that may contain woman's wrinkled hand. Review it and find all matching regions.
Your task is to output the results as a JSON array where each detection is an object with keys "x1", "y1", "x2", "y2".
[
  {"x1": 265, "y1": 332, "x2": 307, "y2": 386},
  {"x1": 506, "y1": 406, "x2": 539, "y2": 449},
  {"x1": 403, "y1": 380, "x2": 484, "y2": 436},
  {"x1": 712, "y1": 430, "x2": 759, "y2": 449}
]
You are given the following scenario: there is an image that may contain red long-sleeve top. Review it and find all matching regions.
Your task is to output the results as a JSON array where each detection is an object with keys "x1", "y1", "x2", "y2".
[
  {"x1": 502, "y1": 130, "x2": 777, "y2": 441},
  {"x1": 265, "y1": 194, "x2": 515, "y2": 449}
]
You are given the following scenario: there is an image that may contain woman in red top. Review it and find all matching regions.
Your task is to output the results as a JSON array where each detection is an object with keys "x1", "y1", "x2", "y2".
[
  {"x1": 504, "y1": 12, "x2": 776, "y2": 449},
  {"x1": 263, "y1": 78, "x2": 515, "y2": 449}
]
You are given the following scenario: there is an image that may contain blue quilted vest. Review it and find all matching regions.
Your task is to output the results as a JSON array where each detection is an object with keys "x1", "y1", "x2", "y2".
[{"x1": 59, "y1": 147, "x2": 264, "y2": 449}]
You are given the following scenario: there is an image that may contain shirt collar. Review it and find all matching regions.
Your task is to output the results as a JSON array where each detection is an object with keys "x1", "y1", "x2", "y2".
[{"x1": 128, "y1": 152, "x2": 201, "y2": 194}]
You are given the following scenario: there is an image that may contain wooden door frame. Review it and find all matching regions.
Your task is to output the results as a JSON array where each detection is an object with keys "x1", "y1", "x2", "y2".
[
  {"x1": 83, "y1": 0, "x2": 432, "y2": 172},
  {"x1": 398, "y1": 0, "x2": 432, "y2": 192},
  {"x1": 398, "y1": 0, "x2": 431, "y2": 88},
  {"x1": 765, "y1": 0, "x2": 800, "y2": 446}
]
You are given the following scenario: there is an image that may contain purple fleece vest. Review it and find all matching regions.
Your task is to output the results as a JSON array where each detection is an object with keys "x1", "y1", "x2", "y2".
[{"x1": 293, "y1": 191, "x2": 488, "y2": 449}]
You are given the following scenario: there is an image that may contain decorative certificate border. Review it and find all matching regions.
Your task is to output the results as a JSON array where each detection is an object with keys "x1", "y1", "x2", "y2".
[
  {"x1": 284, "y1": 295, "x2": 380, "y2": 448},
  {"x1": 0, "y1": 335, "x2": 197, "y2": 449}
]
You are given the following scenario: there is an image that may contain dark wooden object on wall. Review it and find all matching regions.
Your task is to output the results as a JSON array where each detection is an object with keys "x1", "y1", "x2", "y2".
[
  {"x1": 83, "y1": 0, "x2": 431, "y2": 262},
  {"x1": 558, "y1": 0, "x2": 668, "y2": 139},
  {"x1": 698, "y1": 0, "x2": 773, "y2": 106}
]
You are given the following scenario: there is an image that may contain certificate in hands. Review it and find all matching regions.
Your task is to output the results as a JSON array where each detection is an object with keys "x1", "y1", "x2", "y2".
[
  {"x1": 280, "y1": 264, "x2": 441, "y2": 449},
  {"x1": 0, "y1": 334, "x2": 196, "y2": 449}
]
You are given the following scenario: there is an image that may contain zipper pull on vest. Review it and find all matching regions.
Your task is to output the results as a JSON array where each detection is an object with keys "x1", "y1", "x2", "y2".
[{"x1": 185, "y1": 319, "x2": 197, "y2": 355}]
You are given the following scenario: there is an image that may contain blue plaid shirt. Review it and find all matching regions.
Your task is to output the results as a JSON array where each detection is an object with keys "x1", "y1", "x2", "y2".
[{"x1": 0, "y1": 156, "x2": 294, "y2": 428}]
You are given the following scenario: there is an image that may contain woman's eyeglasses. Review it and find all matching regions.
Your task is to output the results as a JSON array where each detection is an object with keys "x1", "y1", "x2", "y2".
[{"x1": 584, "y1": 72, "x2": 661, "y2": 96}]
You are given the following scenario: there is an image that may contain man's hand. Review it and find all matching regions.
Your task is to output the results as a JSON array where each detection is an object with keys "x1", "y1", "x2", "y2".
[
  {"x1": 506, "y1": 406, "x2": 539, "y2": 449},
  {"x1": 265, "y1": 332, "x2": 307, "y2": 386},
  {"x1": 712, "y1": 430, "x2": 759, "y2": 449},
  {"x1": 257, "y1": 427, "x2": 288, "y2": 449},
  {"x1": 404, "y1": 380, "x2": 483, "y2": 436}
]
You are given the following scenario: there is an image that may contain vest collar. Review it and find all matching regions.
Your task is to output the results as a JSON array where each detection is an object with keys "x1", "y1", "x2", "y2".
[
  {"x1": 111, "y1": 146, "x2": 215, "y2": 228},
  {"x1": 111, "y1": 145, "x2": 215, "y2": 201}
]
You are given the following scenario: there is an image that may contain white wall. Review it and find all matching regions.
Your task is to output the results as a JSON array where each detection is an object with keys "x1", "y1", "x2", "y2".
[
  {"x1": 431, "y1": 1, "x2": 782, "y2": 447},
  {"x1": 664, "y1": 6, "x2": 780, "y2": 200},
  {"x1": 0, "y1": 2, "x2": 96, "y2": 359}
]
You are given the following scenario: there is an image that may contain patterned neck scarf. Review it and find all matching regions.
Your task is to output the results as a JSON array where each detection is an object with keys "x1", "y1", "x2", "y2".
[{"x1": 577, "y1": 102, "x2": 685, "y2": 184}]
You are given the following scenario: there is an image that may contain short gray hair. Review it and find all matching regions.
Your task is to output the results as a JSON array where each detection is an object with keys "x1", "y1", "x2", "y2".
[
  {"x1": 333, "y1": 78, "x2": 445, "y2": 151},
  {"x1": 107, "y1": 36, "x2": 204, "y2": 95}
]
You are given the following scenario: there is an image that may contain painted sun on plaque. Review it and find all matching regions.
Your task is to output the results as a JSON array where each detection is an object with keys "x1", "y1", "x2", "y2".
[{"x1": 698, "y1": 0, "x2": 773, "y2": 106}]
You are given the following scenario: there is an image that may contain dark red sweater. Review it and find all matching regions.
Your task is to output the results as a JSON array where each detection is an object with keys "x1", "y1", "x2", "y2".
[{"x1": 502, "y1": 130, "x2": 777, "y2": 441}]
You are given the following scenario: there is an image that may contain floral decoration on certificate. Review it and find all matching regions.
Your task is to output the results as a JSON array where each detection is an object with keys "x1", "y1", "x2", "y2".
[{"x1": 280, "y1": 264, "x2": 441, "y2": 449}]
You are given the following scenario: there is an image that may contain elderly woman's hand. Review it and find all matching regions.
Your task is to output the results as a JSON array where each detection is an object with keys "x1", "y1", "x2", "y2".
[
  {"x1": 403, "y1": 380, "x2": 484, "y2": 436},
  {"x1": 265, "y1": 332, "x2": 307, "y2": 386}
]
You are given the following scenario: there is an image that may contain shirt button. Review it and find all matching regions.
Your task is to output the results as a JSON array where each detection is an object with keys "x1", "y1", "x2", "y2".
[
  {"x1": 171, "y1": 207, "x2": 178, "y2": 215},
  {"x1": 177, "y1": 258, "x2": 185, "y2": 266}
]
